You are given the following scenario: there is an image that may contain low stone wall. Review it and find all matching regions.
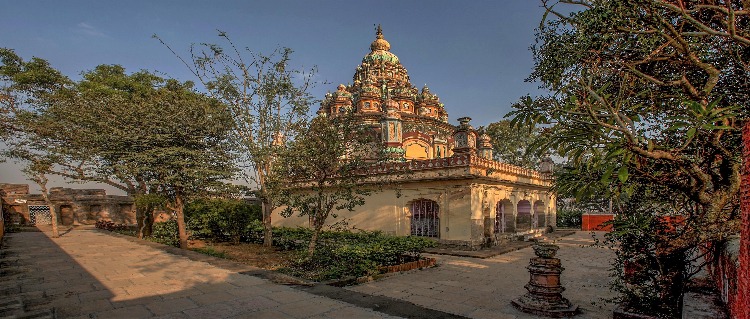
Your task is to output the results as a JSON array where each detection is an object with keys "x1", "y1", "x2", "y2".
[{"x1": 378, "y1": 257, "x2": 436, "y2": 273}]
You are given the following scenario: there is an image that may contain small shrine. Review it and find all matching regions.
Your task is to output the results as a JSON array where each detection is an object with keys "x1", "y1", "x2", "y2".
[{"x1": 512, "y1": 243, "x2": 579, "y2": 317}]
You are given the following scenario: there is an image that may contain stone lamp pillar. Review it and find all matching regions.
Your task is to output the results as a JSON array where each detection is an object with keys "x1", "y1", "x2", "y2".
[
  {"x1": 380, "y1": 99, "x2": 405, "y2": 161},
  {"x1": 512, "y1": 243, "x2": 579, "y2": 317},
  {"x1": 452, "y1": 117, "x2": 477, "y2": 155}
]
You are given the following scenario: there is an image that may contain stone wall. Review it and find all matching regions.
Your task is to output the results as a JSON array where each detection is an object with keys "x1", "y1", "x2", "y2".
[{"x1": 0, "y1": 184, "x2": 135, "y2": 226}]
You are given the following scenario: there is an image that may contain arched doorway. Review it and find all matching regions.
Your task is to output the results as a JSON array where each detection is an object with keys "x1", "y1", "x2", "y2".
[
  {"x1": 495, "y1": 200, "x2": 514, "y2": 233},
  {"x1": 410, "y1": 199, "x2": 439, "y2": 238},
  {"x1": 516, "y1": 200, "x2": 532, "y2": 232},
  {"x1": 534, "y1": 200, "x2": 546, "y2": 228}
]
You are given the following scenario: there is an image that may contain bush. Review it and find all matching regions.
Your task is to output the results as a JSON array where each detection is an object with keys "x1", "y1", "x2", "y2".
[
  {"x1": 95, "y1": 220, "x2": 131, "y2": 231},
  {"x1": 185, "y1": 198, "x2": 261, "y2": 244},
  {"x1": 280, "y1": 230, "x2": 437, "y2": 281},
  {"x1": 148, "y1": 220, "x2": 180, "y2": 247},
  {"x1": 556, "y1": 209, "x2": 583, "y2": 228}
]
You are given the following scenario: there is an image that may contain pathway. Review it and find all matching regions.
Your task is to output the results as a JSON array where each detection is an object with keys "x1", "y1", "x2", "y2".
[
  {"x1": 0, "y1": 227, "x2": 402, "y2": 319},
  {"x1": 348, "y1": 232, "x2": 617, "y2": 319}
]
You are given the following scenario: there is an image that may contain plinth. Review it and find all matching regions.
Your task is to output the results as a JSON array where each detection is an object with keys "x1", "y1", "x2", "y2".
[{"x1": 512, "y1": 243, "x2": 579, "y2": 317}]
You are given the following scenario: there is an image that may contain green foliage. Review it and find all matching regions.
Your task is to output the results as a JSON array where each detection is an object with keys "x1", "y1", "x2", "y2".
[
  {"x1": 602, "y1": 204, "x2": 693, "y2": 318},
  {"x1": 154, "y1": 33, "x2": 319, "y2": 247},
  {"x1": 483, "y1": 120, "x2": 546, "y2": 169},
  {"x1": 279, "y1": 230, "x2": 437, "y2": 281},
  {"x1": 148, "y1": 221, "x2": 180, "y2": 247},
  {"x1": 276, "y1": 112, "x2": 385, "y2": 255},
  {"x1": 185, "y1": 198, "x2": 261, "y2": 244},
  {"x1": 512, "y1": 2, "x2": 748, "y2": 315},
  {"x1": 556, "y1": 209, "x2": 583, "y2": 228}
]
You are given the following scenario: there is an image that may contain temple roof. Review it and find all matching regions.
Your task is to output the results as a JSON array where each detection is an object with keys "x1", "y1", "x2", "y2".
[{"x1": 320, "y1": 25, "x2": 449, "y2": 122}]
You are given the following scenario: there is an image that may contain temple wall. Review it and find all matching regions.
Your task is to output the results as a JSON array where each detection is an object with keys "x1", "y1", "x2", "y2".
[{"x1": 272, "y1": 175, "x2": 555, "y2": 247}]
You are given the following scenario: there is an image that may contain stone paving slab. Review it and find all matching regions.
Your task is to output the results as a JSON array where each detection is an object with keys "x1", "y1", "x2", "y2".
[
  {"x1": 0, "y1": 227, "x2": 402, "y2": 319},
  {"x1": 423, "y1": 231, "x2": 577, "y2": 259},
  {"x1": 348, "y1": 231, "x2": 618, "y2": 319}
]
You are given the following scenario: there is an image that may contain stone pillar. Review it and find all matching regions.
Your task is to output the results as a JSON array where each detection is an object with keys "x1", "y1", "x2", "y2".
[
  {"x1": 739, "y1": 122, "x2": 750, "y2": 319},
  {"x1": 512, "y1": 243, "x2": 578, "y2": 317}
]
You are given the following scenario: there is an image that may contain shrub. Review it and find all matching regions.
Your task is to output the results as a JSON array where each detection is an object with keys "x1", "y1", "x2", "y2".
[
  {"x1": 556, "y1": 209, "x2": 583, "y2": 228},
  {"x1": 95, "y1": 220, "x2": 131, "y2": 231},
  {"x1": 185, "y1": 198, "x2": 261, "y2": 244},
  {"x1": 280, "y1": 230, "x2": 437, "y2": 281},
  {"x1": 148, "y1": 220, "x2": 180, "y2": 247}
]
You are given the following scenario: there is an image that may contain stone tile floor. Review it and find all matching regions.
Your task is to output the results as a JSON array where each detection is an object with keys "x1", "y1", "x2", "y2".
[
  {"x1": 0, "y1": 227, "x2": 725, "y2": 319},
  {"x1": 0, "y1": 227, "x2": 401, "y2": 319},
  {"x1": 348, "y1": 231, "x2": 617, "y2": 319}
]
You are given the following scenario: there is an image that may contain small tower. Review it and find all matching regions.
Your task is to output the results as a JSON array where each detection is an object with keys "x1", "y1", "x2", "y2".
[
  {"x1": 452, "y1": 117, "x2": 478, "y2": 155},
  {"x1": 539, "y1": 156, "x2": 555, "y2": 174},
  {"x1": 380, "y1": 99, "x2": 405, "y2": 161},
  {"x1": 477, "y1": 133, "x2": 493, "y2": 160}
]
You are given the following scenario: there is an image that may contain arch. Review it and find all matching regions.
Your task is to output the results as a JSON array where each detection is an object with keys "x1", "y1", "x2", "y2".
[
  {"x1": 410, "y1": 199, "x2": 439, "y2": 238},
  {"x1": 516, "y1": 200, "x2": 532, "y2": 232},
  {"x1": 534, "y1": 200, "x2": 546, "y2": 228},
  {"x1": 404, "y1": 139, "x2": 431, "y2": 160},
  {"x1": 495, "y1": 199, "x2": 515, "y2": 233}
]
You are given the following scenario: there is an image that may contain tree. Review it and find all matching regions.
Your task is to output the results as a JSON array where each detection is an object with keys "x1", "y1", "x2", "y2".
[
  {"x1": 155, "y1": 32, "x2": 317, "y2": 247},
  {"x1": 510, "y1": 1, "x2": 748, "y2": 316},
  {"x1": 1, "y1": 48, "x2": 71, "y2": 237},
  {"x1": 2, "y1": 51, "x2": 237, "y2": 246},
  {"x1": 483, "y1": 119, "x2": 544, "y2": 169},
  {"x1": 276, "y1": 112, "x2": 381, "y2": 255},
  {"x1": 53, "y1": 66, "x2": 236, "y2": 248}
]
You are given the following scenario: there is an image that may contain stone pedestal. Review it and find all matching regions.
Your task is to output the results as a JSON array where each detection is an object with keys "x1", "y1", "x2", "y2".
[{"x1": 512, "y1": 243, "x2": 579, "y2": 317}]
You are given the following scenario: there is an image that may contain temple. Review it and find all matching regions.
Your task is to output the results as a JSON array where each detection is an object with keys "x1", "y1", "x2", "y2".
[
  {"x1": 276, "y1": 26, "x2": 557, "y2": 248},
  {"x1": 317, "y1": 25, "x2": 455, "y2": 161}
]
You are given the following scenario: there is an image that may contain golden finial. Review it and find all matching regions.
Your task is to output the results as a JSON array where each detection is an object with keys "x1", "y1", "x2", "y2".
[
  {"x1": 370, "y1": 24, "x2": 390, "y2": 51},
  {"x1": 376, "y1": 24, "x2": 383, "y2": 39}
]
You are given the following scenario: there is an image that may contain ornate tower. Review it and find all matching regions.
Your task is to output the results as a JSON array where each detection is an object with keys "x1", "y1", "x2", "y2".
[
  {"x1": 452, "y1": 117, "x2": 478, "y2": 155},
  {"x1": 317, "y1": 25, "x2": 455, "y2": 160},
  {"x1": 477, "y1": 133, "x2": 493, "y2": 160},
  {"x1": 380, "y1": 99, "x2": 405, "y2": 161}
]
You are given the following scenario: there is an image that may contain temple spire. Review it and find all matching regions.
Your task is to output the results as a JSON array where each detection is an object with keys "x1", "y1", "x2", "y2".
[{"x1": 370, "y1": 24, "x2": 391, "y2": 51}]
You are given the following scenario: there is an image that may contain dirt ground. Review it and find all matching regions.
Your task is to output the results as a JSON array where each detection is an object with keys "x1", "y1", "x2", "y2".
[{"x1": 188, "y1": 239, "x2": 297, "y2": 270}]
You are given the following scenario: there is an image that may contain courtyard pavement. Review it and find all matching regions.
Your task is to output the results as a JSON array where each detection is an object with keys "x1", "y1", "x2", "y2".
[
  {"x1": 1, "y1": 227, "x2": 721, "y2": 319},
  {"x1": 0, "y1": 227, "x2": 402, "y2": 319},
  {"x1": 348, "y1": 232, "x2": 616, "y2": 319}
]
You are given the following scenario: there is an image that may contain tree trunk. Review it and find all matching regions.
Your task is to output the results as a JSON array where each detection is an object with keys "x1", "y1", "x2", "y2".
[
  {"x1": 262, "y1": 199, "x2": 273, "y2": 247},
  {"x1": 307, "y1": 223, "x2": 322, "y2": 256},
  {"x1": 35, "y1": 175, "x2": 59, "y2": 238},
  {"x1": 175, "y1": 193, "x2": 189, "y2": 249},
  {"x1": 135, "y1": 205, "x2": 153, "y2": 239},
  {"x1": 654, "y1": 249, "x2": 686, "y2": 318}
]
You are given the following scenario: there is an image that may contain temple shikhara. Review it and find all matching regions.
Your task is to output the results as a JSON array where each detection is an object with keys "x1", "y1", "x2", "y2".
[{"x1": 281, "y1": 26, "x2": 558, "y2": 247}]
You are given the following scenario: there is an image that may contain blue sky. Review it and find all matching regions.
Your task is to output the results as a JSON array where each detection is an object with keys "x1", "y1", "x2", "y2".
[{"x1": 1, "y1": 0, "x2": 549, "y2": 192}]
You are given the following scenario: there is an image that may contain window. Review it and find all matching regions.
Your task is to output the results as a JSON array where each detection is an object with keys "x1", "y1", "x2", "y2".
[{"x1": 411, "y1": 199, "x2": 439, "y2": 237}]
